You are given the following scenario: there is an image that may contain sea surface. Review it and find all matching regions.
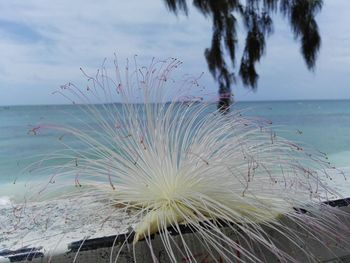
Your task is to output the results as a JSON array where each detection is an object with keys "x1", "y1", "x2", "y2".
[{"x1": 1, "y1": 100, "x2": 350, "y2": 202}]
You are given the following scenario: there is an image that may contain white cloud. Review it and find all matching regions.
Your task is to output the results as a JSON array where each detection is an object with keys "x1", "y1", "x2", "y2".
[
  {"x1": 0, "y1": 0, "x2": 349, "y2": 105},
  {"x1": 0, "y1": 0, "x2": 213, "y2": 105}
]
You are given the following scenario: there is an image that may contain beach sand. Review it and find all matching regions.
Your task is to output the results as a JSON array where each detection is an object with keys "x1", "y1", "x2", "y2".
[
  {"x1": 1, "y1": 167, "x2": 349, "y2": 262},
  {"x1": 0, "y1": 196, "x2": 135, "y2": 254}
]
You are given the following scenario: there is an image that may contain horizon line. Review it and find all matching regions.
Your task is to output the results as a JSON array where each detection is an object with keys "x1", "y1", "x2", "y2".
[{"x1": 1, "y1": 98, "x2": 350, "y2": 107}]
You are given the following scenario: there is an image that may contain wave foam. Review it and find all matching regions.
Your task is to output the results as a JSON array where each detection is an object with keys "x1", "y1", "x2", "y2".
[{"x1": 0, "y1": 196, "x2": 11, "y2": 206}]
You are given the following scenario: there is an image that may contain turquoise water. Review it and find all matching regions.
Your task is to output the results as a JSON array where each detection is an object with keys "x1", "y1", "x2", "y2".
[
  {"x1": 1, "y1": 100, "x2": 350, "y2": 199},
  {"x1": 238, "y1": 100, "x2": 350, "y2": 166}
]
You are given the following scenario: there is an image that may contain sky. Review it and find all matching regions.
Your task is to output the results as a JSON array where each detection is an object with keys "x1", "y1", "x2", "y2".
[{"x1": 0, "y1": 0, "x2": 349, "y2": 105}]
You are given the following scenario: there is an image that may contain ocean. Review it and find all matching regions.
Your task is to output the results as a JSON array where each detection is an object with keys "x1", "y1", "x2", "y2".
[{"x1": 1, "y1": 100, "x2": 350, "y2": 202}]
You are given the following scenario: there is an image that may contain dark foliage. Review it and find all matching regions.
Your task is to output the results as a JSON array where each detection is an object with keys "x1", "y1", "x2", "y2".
[{"x1": 164, "y1": 0, "x2": 322, "y2": 111}]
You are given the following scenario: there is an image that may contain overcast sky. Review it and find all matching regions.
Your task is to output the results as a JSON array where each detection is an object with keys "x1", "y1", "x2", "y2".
[{"x1": 0, "y1": 0, "x2": 349, "y2": 105}]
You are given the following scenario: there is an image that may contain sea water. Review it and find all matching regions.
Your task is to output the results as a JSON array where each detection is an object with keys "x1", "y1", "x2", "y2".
[{"x1": 1, "y1": 100, "x2": 350, "y2": 203}]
